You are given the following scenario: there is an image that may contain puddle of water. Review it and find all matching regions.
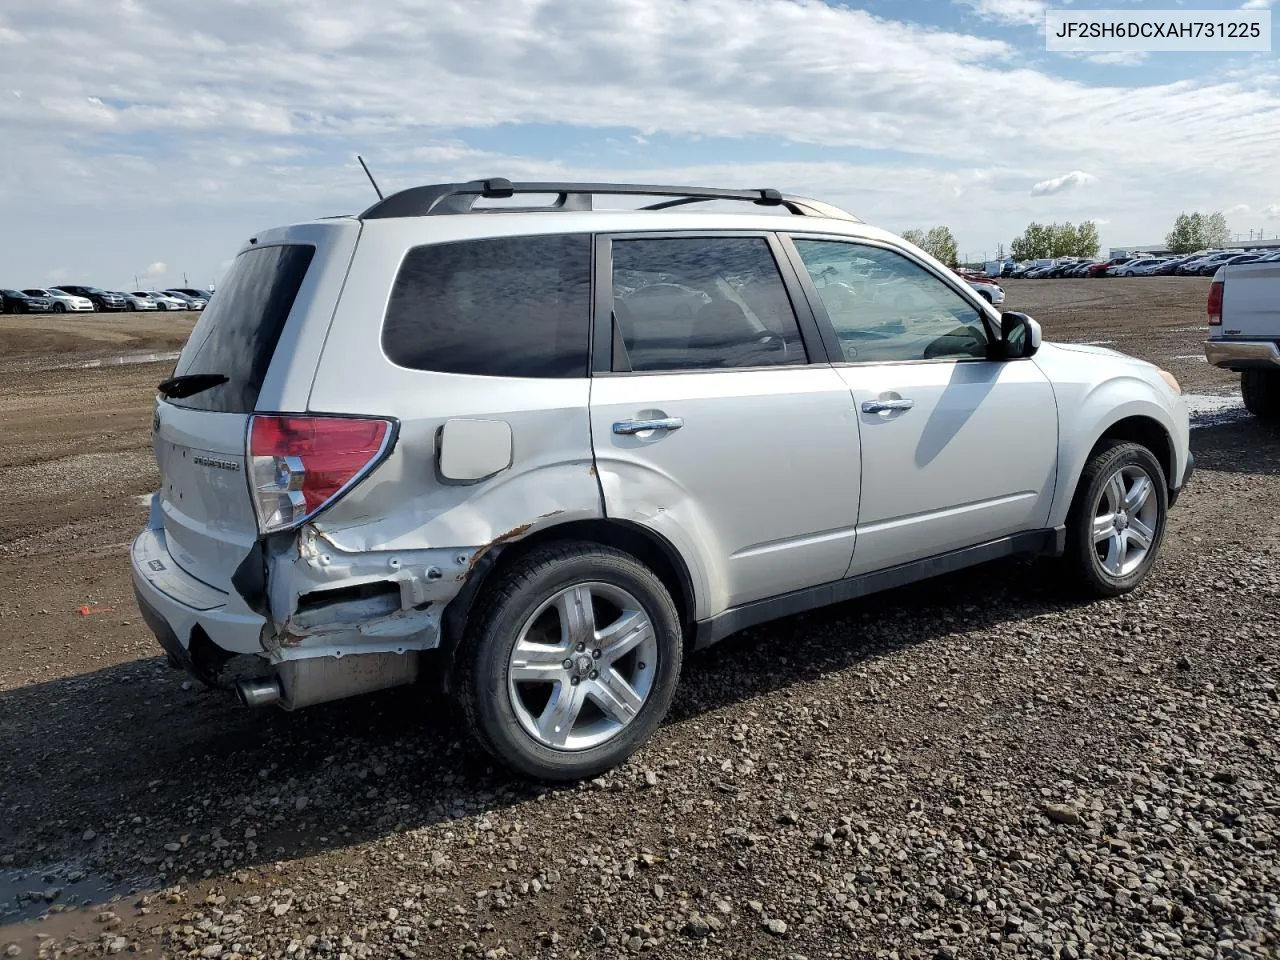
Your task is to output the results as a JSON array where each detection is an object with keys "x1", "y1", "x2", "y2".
[
  {"x1": 1184, "y1": 392, "x2": 1250, "y2": 429},
  {"x1": 14, "y1": 351, "x2": 180, "y2": 374},
  {"x1": 75, "y1": 351, "x2": 180, "y2": 370},
  {"x1": 0, "y1": 860, "x2": 156, "y2": 924}
]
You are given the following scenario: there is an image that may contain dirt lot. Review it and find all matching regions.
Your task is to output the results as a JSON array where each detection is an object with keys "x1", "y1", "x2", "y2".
[{"x1": 2, "y1": 279, "x2": 1277, "y2": 959}]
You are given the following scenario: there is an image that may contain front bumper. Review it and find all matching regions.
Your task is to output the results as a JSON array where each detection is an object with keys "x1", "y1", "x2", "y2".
[
  {"x1": 1204, "y1": 339, "x2": 1280, "y2": 371},
  {"x1": 1169, "y1": 451, "x2": 1194, "y2": 508}
]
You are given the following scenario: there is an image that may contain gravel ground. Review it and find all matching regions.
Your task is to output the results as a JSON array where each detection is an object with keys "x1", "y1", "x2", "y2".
[{"x1": 2, "y1": 281, "x2": 1278, "y2": 959}]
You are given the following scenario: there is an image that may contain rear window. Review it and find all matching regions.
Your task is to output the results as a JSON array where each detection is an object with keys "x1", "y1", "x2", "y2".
[
  {"x1": 166, "y1": 243, "x2": 315, "y2": 413},
  {"x1": 382, "y1": 234, "x2": 591, "y2": 378}
]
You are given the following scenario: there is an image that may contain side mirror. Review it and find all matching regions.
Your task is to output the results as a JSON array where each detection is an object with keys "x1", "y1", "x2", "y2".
[{"x1": 1000, "y1": 311, "x2": 1041, "y2": 359}]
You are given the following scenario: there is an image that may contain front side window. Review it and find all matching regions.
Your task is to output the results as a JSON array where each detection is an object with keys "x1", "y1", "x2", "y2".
[
  {"x1": 609, "y1": 236, "x2": 806, "y2": 372},
  {"x1": 792, "y1": 239, "x2": 990, "y2": 364},
  {"x1": 383, "y1": 234, "x2": 591, "y2": 378}
]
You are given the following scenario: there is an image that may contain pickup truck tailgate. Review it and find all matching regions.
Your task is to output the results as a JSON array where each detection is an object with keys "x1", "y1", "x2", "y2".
[{"x1": 1219, "y1": 261, "x2": 1280, "y2": 338}]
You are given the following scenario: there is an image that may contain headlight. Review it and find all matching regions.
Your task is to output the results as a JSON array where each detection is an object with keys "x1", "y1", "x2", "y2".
[{"x1": 1157, "y1": 369, "x2": 1181, "y2": 394}]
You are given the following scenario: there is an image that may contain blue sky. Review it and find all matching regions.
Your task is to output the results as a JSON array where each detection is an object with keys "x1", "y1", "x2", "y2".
[{"x1": 0, "y1": 0, "x2": 1277, "y2": 287}]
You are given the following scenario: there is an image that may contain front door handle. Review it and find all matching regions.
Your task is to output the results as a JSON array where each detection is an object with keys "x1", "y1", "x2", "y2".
[
  {"x1": 613, "y1": 417, "x2": 684, "y2": 435},
  {"x1": 862, "y1": 399, "x2": 915, "y2": 414}
]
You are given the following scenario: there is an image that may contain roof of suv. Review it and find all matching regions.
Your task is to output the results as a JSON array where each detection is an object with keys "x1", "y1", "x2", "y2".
[{"x1": 355, "y1": 178, "x2": 862, "y2": 223}]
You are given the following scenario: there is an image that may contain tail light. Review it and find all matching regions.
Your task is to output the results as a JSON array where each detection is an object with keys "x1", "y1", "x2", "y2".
[
  {"x1": 248, "y1": 415, "x2": 394, "y2": 534},
  {"x1": 1207, "y1": 280, "x2": 1223, "y2": 326}
]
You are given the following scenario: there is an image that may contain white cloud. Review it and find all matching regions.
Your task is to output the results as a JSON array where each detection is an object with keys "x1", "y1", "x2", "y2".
[
  {"x1": 144, "y1": 261, "x2": 166, "y2": 276},
  {"x1": 0, "y1": 0, "x2": 1277, "y2": 281},
  {"x1": 956, "y1": 0, "x2": 1045, "y2": 25},
  {"x1": 1082, "y1": 51, "x2": 1148, "y2": 66},
  {"x1": 1227, "y1": 203, "x2": 1252, "y2": 216},
  {"x1": 1241, "y1": 0, "x2": 1275, "y2": 10},
  {"x1": 1264, "y1": 204, "x2": 1280, "y2": 219},
  {"x1": 1030, "y1": 170, "x2": 1097, "y2": 196}
]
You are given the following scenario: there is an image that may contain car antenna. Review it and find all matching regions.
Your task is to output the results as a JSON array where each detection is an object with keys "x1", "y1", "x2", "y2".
[{"x1": 356, "y1": 154, "x2": 384, "y2": 200}]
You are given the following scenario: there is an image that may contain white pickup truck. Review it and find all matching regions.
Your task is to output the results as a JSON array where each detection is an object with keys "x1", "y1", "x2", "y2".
[{"x1": 1205, "y1": 257, "x2": 1280, "y2": 420}]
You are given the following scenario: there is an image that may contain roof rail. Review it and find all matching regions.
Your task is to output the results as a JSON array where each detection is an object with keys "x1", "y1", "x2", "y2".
[{"x1": 357, "y1": 179, "x2": 860, "y2": 222}]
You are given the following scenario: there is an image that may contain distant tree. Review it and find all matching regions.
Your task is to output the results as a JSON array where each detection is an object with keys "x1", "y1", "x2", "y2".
[
  {"x1": 1049, "y1": 222, "x2": 1078, "y2": 258},
  {"x1": 1010, "y1": 222, "x2": 1053, "y2": 260},
  {"x1": 924, "y1": 226, "x2": 959, "y2": 267},
  {"x1": 900, "y1": 226, "x2": 959, "y2": 267},
  {"x1": 1206, "y1": 211, "x2": 1229, "y2": 247},
  {"x1": 1166, "y1": 211, "x2": 1230, "y2": 254},
  {"x1": 1075, "y1": 220, "x2": 1101, "y2": 258},
  {"x1": 1010, "y1": 220, "x2": 1099, "y2": 260},
  {"x1": 1166, "y1": 213, "x2": 1202, "y2": 254}
]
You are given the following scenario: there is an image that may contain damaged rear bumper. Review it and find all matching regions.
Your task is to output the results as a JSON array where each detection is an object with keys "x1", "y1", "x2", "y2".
[
  {"x1": 129, "y1": 498, "x2": 483, "y2": 708},
  {"x1": 130, "y1": 520, "x2": 267, "y2": 658},
  {"x1": 260, "y1": 523, "x2": 480, "y2": 660}
]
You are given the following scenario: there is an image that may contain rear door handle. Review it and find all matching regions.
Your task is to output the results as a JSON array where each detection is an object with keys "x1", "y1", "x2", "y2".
[
  {"x1": 862, "y1": 399, "x2": 915, "y2": 414},
  {"x1": 613, "y1": 417, "x2": 684, "y2": 435}
]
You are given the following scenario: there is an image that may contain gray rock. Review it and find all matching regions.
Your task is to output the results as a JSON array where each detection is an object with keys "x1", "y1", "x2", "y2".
[
  {"x1": 681, "y1": 915, "x2": 712, "y2": 939},
  {"x1": 1043, "y1": 803, "x2": 1084, "y2": 826}
]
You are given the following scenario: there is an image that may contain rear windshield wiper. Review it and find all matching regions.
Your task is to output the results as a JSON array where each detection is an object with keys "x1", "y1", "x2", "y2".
[{"x1": 157, "y1": 373, "x2": 229, "y2": 399}]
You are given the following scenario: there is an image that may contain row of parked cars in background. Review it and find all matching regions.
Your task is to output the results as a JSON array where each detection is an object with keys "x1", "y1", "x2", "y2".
[
  {"x1": 0, "y1": 285, "x2": 213, "y2": 313},
  {"x1": 997, "y1": 249, "x2": 1280, "y2": 280}
]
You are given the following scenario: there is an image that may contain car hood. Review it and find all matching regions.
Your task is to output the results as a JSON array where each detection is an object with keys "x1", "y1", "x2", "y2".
[{"x1": 1040, "y1": 340, "x2": 1158, "y2": 371}]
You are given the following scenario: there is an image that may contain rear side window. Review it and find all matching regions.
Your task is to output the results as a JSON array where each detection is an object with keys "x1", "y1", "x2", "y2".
[
  {"x1": 383, "y1": 234, "x2": 591, "y2": 378},
  {"x1": 167, "y1": 244, "x2": 315, "y2": 413},
  {"x1": 609, "y1": 236, "x2": 806, "y2": 372}
]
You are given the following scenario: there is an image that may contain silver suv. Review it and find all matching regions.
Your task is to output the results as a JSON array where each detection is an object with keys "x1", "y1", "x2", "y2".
[{"x1": 131, "y1": 179, "x2": 1193, "y2": 780}]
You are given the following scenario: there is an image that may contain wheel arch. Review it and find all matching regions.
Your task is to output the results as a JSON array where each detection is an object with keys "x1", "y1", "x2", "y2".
[
  {"x1": 435, "y1": 517, "x2": 698, "y2": 694},
  {"x1": 1056, "y1": 412, "x2": 1175, "y2": 522},
  {"x1": 1096, "y1": 415, "x2": 1174, "y2": 490}
]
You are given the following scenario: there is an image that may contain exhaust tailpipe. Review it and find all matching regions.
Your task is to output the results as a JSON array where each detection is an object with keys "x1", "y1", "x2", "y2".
[{"x1": 236, "y1": 677, "x2": 281, "y2": 708}]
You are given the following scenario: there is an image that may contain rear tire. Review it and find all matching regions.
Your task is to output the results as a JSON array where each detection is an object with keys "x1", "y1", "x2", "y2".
[
  {"x1": 458, "y1": 542, "x2": 683, "y2": 781},
  {"x1": 1241, "y1": 370, "x2": 1280, "y2": 421},
  {"x1": 1063, "y1": 440, "x2": 1167, "y2": 597}
]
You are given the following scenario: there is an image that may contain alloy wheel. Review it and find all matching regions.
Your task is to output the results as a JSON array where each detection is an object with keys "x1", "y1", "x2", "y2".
[
  {"x1": 1091, "y1": 464, "x2": 1159, "y2": 577},
  {"x1": 507, "y1": 582, "x2": 658, "y2": 751}
]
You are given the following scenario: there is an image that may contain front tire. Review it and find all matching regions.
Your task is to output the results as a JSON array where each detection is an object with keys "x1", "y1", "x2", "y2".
[
  {"x1": 1063, "y1": 440, "x2": 1167, "y2": 597},
  {"x1": 1241, "y1": 370, "x2": 1280, "y2": 421},
  {"x1": 53, "y1": 302, "x2": 65, "y2": 313},
  {"x1": 459, "y1": 543, "x2": 683, "y2": 781}
]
